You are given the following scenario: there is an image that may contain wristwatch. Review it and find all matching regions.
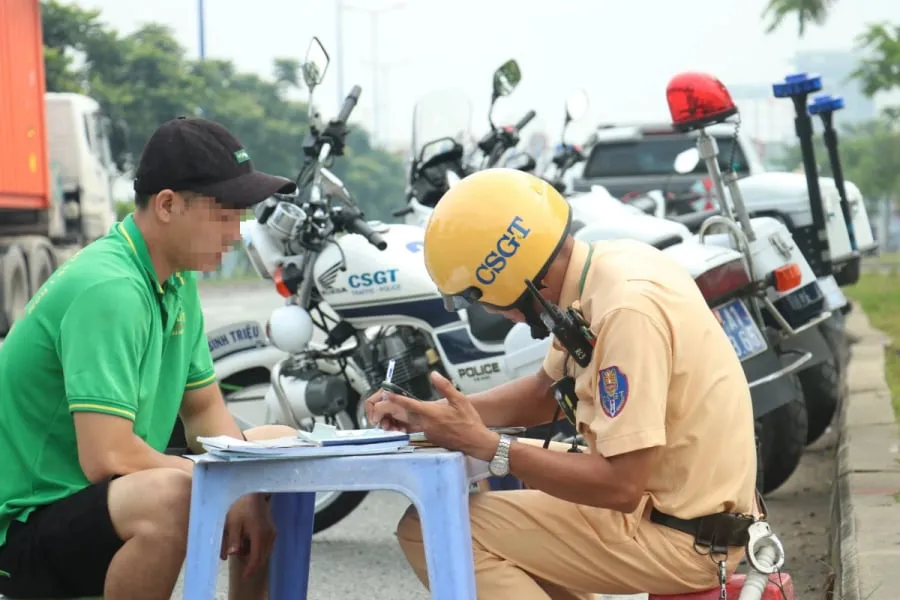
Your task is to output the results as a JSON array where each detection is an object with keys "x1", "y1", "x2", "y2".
[{"x1": 488, "y1": 434, "x2": 514, "y2": 477}]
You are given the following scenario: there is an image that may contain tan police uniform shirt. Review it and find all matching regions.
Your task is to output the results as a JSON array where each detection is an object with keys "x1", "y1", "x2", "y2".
[{"x1": 543, "y1": 239, "x2": 758, "y2": 521}]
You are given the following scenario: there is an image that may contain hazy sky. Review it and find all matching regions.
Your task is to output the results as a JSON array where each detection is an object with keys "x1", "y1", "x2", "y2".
[{"x1": 79, "y1": 0, "x2": 900, "y2": 148}]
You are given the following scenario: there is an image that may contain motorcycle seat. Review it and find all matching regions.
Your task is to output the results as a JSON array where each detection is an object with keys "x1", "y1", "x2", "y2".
[
  {"x1": 648, "y1": 572, "x2": 793, "y2": 600},
  {"x1": 668, "y1": 208, "x2": 721, "y2": 233},
  {"x1": 466, "y1": 303, "x2": 515, "y2": 345}
]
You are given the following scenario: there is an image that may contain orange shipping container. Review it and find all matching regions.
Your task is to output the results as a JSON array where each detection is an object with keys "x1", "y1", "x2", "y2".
[{"x1": 0, "y1": 0, "x2": 50, "y2": 211}]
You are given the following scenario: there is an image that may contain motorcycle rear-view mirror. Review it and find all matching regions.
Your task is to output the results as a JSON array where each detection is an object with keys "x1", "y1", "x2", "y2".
[
  {"x1": 489, "y1": 59, "x2": 521, "y2": 130},
  {"x1": 673, "y1": 148, "x2": 700, "y2": 174},
  {"x1": 565, "y1": 89, "x2": 589, "y2": 123},
  {"x1": 492, "y1": 59, "x2": 521, "y2": 100},
  {"x1": 301, "y1": 37, "x2": 330, "y2": 90}
]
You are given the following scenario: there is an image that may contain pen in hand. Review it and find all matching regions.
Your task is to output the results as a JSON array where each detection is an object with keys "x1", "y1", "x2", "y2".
[{"x1": 373, "y1": 359, "x2": 396, "y2": 429}]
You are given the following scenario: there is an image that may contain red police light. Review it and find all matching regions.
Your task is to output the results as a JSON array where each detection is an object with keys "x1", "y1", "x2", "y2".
[{"x1": 666, "y1": 72, "x2": 738, "y2": 133}]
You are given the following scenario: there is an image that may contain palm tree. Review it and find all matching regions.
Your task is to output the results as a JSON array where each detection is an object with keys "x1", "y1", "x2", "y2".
[
  {"x1": 273, "y1": 58, "x2": 302, "y2": 97},
  {"x1": 761, "y1": 0, "x2": 838, "y2": 36}
]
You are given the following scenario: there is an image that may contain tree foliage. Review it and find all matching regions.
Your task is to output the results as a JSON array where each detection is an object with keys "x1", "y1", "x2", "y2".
[
  {"x1": 851, "y1": 22, "x2": 900, "y2": 98},
  {"x1": 40, "y1": 0, "x2": 405, "y2": 221},
  {"x1": 760, "y1": 0, "x2": 837, "y2": 37}
]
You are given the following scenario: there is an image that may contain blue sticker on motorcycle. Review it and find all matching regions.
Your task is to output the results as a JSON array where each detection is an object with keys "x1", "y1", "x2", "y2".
[{"x1": 598, "y1": 366, "x2": 629, "y2": 418}]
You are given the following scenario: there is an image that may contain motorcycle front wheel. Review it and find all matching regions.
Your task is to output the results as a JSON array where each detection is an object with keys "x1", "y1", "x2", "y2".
[{"x1": 757, "y1": 375, "x2": 809, "y2": 495}]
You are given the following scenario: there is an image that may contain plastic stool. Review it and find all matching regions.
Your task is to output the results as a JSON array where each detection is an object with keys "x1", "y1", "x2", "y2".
[
  {"x1": 648, "y1": 573, "x2": 793, "y2": 600},
  {"x1": 182, "y1": 448, "x2": 481, "y2": 600}
]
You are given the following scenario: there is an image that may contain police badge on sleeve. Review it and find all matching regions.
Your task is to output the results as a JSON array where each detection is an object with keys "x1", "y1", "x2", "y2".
[{"x1": 598, "y1": 366, "x2": 629, "y2": 418}]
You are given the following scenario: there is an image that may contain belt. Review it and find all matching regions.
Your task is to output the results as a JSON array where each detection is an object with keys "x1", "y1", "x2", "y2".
[
  {"x1": 650, "y1": 491, "x2": 767, "y2": 553},
  {"x1": 649, "y1": 508, "x2": 753, "y2": 550}
]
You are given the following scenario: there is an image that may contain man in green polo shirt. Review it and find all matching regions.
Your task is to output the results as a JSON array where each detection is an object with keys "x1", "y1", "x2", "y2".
[{"x1": 0, "y1": 117, "x2": 297, "y2": 600}]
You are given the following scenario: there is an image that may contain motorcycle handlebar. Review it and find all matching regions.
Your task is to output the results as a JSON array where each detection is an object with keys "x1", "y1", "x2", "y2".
[
  {"x1": 514, "y1": 110, "x2": 536, "y2": 132},
  {"x1": 348, "y1": 216, "x2": 387, "y2": 250},
  {"x1": 337, "y1": 85, "x2": 362, "y2": 123}
]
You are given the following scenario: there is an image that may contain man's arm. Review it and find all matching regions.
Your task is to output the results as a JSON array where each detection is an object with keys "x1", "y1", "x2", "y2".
[
  {"x1": 179, "y1": 383, "x2": 244, "y2": 454},
  {"x1": 60, "y1": 281, "x2": 193, "y2": 482},
  {"x1": 475, "y1": 306, "x2": 672, "y2": 512},
  {"x1": 467, "y1": 368, "x2": 558, "y2": 427},
  {"x1": 73, "y1": 413, "x2": 194, "y2": 481},
  {"x1": 178, "y1": 291, "x2": 244, "y2": 453}
]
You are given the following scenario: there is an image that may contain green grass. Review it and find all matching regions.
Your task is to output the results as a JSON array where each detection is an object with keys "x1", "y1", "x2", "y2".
[{"x1": 845, "y1": 272, "x2": 900, "y2": 420}]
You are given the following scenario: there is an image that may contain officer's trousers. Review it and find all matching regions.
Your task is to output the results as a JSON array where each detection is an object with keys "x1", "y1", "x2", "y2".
[{"x1": 396, "y1": 440, "x2": 744, "y2": 600}]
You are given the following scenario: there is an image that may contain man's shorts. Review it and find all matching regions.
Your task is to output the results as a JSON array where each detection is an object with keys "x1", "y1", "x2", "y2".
[
  {"x1": 0, "y1": 479, "x2": 124, "y2": 598},
  {"x1": 0, "y1": 447, "x2": 188, "y2": 598}
]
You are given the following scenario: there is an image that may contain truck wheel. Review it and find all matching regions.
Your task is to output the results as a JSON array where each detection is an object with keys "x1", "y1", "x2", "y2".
[
  {"x1": 758, "y1": 376, "x2": 809, "y2": 495},
  {"x1": 0, "y1": 245, "x2": 29, "y2": 336},
  {"x1": 23, "y1": 239, "x2": 56, "y2": 296}
]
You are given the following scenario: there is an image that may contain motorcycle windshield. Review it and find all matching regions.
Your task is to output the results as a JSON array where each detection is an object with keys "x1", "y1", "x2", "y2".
[{"x1": 411, "y1": 89, "x2": 474, "y2": 164}]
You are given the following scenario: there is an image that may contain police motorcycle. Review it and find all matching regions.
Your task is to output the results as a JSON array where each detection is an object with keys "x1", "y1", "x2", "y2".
[
  {"x1": 199, "y1": 38, "x2": 394, "y2": 534},
  {"x1": 398, "y1": 65, "x2": 694, "y2": 251},
  {"x1": 652, "y1": 72, "x2": 856, "y2": 488},
  {"x1": 394, "y1": 58, "x2": 541, "y2": 228},
  {"x1": 627, "y1": 75, "x2": 863, "y2": 449},
  {"x1": 664, "y1": 75, "x2": 878, "y2": 286}
]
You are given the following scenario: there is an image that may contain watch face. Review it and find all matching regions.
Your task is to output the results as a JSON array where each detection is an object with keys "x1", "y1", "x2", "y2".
[{"x1": 489, "y1": 457, "x2": 509, "y2": 477}]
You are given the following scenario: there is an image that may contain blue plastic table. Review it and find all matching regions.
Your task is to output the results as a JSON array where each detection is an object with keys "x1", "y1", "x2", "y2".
[{"x1": 182, "y1": 447, "x2": 490, "y2": 600}]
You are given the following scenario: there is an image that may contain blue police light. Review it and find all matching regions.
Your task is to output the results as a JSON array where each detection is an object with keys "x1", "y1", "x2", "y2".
[
  {"x1": 772, "y1": 73, "x2": 823, "y2": 98},
  {"x1": 808, "y1": 94, "x2": 845, "y2": 115}
]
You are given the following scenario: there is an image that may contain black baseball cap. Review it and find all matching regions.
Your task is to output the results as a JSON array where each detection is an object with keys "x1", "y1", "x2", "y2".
[{"x1": 133, "y1": 116, "x2": 297, "y2": 209}]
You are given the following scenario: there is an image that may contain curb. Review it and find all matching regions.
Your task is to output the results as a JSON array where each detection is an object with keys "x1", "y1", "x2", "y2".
[{"x1": 831, "y1": 306, "x2": 900, "y2": 600}]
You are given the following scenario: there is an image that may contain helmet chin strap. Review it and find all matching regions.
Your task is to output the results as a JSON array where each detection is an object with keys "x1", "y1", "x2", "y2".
[{"x1": 514, "y1": 280, "x2": 550, "y2": 339}]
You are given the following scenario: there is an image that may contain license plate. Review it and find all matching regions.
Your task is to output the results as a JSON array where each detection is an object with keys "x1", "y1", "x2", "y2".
[
  {"x1": 817, "y1": 275, "x2": 847, "y2": 311},
  {"x1": 712, "y1": 299, "x2": 768, "y2": 361},
  {"x1": 206, "y1": 320, "x2": 265, "y2": 361}
]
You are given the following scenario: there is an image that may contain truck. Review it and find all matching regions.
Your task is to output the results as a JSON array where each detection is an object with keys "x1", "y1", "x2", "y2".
[
  {"x1": 0, "y1": 0, "x2": 120, "y2": 334},
  {"x1": 571, "y1": 122, "x2": 766, "y2": 214}
]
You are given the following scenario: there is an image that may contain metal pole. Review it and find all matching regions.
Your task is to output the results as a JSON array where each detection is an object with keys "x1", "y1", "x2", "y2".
[
  {"x1": 342, "y1": 2, "x2": 407, "y2": 147},
  {"x1": 198, "y1": 0, "x2": 206, "y2": 60},
  {"x1": 335, "y1": 0, "x2": 344, "y2": 102},
  {"x1": 370, "y1": 13, "x2": 379, "y2": 144}
]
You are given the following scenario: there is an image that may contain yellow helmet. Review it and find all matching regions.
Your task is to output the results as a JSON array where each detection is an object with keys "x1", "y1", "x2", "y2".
[{"x1": 424, "y1": 168, "x2": 571, "y2": 310}]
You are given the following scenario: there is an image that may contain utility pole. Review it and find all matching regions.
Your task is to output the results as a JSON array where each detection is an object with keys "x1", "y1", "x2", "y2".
[
  {"x1": 341, "y1": 1, "x2": 407, "y2": 146},
  {"x1": 335, "y1": 0, "x2": 344, "y2": 102},
  {"x1": 361, "y1": 58, "x2": 411, "y2": 148},
  {"x1": 197, "y1": 0, "x2": 206, "y2": 59}
]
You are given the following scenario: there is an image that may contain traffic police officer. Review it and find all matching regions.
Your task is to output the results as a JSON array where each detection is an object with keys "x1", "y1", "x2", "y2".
[{"x1": 367, "y1": 168, "x2": 760, "y2": 598}]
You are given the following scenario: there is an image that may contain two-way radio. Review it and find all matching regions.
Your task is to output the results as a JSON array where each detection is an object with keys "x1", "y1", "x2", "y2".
[{"x1": 524, "y1": 279, "x2": 595, "y2": 368}]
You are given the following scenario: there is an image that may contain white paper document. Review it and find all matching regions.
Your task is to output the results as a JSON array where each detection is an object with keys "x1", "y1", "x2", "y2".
[{"x1": 196, "y1": 423, "x2": 410, "y2": 460}]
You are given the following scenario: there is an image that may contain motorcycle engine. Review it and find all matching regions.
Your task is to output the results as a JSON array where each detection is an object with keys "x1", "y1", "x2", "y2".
[
  {"x1": 264, "y1": 362, "x2": 351, "y2": 424},
  {"x1": 355, "y1": 327, "x2": 439, "y2": 401}
]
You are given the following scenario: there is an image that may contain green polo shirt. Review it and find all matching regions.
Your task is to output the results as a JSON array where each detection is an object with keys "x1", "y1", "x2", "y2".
[{"x1": 0, "y1": 214, "x2": 216, "y2": 547}]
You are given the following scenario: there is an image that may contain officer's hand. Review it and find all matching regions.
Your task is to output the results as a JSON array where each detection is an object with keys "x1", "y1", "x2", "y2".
[
  {"x1": 385, "y1": 372, "x2": 498, "y2": 460},
  {"x1": 364, "y1": 388, "x2": 419, "y2": 431}
]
